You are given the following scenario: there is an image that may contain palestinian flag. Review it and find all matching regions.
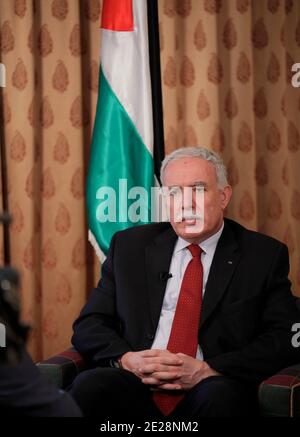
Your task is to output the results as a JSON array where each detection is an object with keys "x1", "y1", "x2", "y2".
[{"x1": 86, "y1": 0, "x2": 164, "y2": 260}]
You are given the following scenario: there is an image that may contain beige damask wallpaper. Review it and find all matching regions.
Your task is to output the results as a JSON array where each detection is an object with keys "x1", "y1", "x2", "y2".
[{"x1": 0, "y1": 0, "x2": 299, "y2": 361}]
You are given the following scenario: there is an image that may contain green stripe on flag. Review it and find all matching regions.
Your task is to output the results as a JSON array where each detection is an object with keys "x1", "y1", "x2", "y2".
[{"x1": 87, "y1": 69, "x2": 154, "y2": 255}]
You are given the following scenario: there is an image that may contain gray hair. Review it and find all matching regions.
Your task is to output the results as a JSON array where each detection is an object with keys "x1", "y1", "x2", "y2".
[{"x1": 160, "y1": 146, "x2": 228, "y2": 188}]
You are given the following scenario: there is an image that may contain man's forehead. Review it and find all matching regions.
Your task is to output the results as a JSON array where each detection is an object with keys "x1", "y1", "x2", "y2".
[
  {"x1": 165, "y1": 157, "x2": 215, "y2": 171},
  {"x1": 164, "y1": 158, "x2": 217, "y2": 183}
]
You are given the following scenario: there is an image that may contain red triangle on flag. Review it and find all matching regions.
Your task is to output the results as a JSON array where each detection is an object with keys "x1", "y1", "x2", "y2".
[{"x1": 101, "y1": 0, "x2": 134, "y2": 32}]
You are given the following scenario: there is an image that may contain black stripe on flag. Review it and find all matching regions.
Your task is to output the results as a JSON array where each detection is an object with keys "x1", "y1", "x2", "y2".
[{"x1": 147, "y1": 0, "x2": 165, "y2": 184}]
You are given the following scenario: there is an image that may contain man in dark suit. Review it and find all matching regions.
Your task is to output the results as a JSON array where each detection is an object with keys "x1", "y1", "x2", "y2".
[{"x1": 70, "y1": 147, "x2": 300, "y2": 418}]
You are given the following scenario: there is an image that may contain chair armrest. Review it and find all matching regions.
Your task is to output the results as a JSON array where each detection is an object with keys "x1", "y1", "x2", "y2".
[
  {"x1": 259, "y1": 363, "x2": 300, "y2": 417},
  {"x1": 36, "y1": 347, "x2": 87, "y2": 389}
]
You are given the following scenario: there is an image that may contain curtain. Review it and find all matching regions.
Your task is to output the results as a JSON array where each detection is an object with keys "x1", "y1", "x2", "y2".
[
  {"x1": 159, "y1": 0, "x2": 300, "y2": 295},
  {"x1": 0, "y1": 0, "x2": 102, "y2": 360},
  {"x1": 0, "y1": 0, "x2": 299, "y2": 361}
]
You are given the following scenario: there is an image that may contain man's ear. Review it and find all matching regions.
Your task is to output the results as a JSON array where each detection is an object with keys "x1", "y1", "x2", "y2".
[{"x1": 220, "y1": 185, "x2": 232, "y2": 210}]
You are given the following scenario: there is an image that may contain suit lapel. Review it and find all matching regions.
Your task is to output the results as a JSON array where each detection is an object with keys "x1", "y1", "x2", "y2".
[
  {"x1": 200, "y1": 221, "x2": 241, "y2": 328},
  {"x1": 145, "y1": 226, "x2": 177, "y2": 332}
]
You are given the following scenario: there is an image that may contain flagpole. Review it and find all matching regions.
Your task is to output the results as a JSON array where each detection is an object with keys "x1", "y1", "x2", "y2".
[
  {"x1": 0, "y1": 84, "x2": 11, "y2": 265},
  {"x1": 147, "y1": 0, "x2": 165, "y2": 184}
]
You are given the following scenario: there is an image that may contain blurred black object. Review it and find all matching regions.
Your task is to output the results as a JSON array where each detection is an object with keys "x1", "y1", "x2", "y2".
[
  {"x1": 0, "y1": 211, "x2": 30, "y2": 365},
  {"x1": 0, "y1": 211, "x2": 82, "y2": 416}
]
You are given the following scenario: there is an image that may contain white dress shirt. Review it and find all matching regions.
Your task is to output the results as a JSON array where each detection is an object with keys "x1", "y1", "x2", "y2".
[{"x1": 151, "y1": 222, "x2": 224, "y2": 360}]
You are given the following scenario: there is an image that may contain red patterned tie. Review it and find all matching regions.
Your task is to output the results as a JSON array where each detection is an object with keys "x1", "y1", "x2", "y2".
[{"x1": 153, "y1": 244, "x2": 203, "y2": 416}]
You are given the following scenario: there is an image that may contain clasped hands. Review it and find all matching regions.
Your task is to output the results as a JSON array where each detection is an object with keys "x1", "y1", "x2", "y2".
[{"x1": 120, "y1": 349, "x2": 220, "y2": 391}]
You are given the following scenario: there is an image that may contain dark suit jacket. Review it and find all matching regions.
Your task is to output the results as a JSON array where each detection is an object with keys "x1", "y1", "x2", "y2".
[{"x1": 72, "y1": 218, "x2": 300, "y2": 384}]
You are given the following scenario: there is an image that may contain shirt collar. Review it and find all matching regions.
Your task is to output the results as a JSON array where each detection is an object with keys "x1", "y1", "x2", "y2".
[{"x1": 174, "y1": 221, "x2": 224, "y2": 255}]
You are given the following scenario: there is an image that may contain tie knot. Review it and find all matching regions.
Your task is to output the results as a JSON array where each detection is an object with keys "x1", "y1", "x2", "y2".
[{"x1": 188, "y1": 244, "x2": 202, "y2": 258}]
